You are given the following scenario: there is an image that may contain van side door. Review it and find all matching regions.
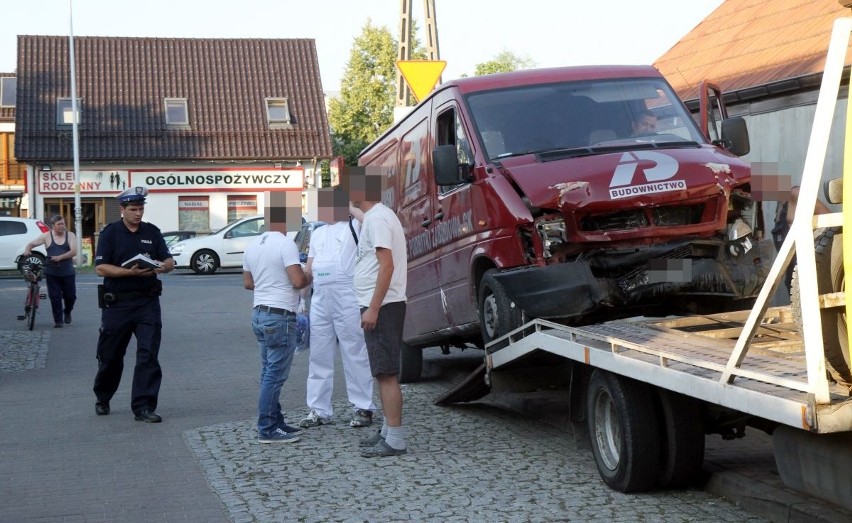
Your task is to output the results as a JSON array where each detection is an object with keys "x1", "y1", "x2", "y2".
[{"x1": 397, "y1": 113, "x2": 449, "y2": 341}]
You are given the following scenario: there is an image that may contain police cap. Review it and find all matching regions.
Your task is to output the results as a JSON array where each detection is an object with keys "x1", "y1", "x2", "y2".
[{"x1": 117, "y1": 186, "x2": 148, "y2": 205}]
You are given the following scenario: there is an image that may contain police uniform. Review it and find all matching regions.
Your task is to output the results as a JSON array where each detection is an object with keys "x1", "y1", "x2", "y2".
[{"x1": 92, "y1": 187, "x2": 172, "y2": 421}]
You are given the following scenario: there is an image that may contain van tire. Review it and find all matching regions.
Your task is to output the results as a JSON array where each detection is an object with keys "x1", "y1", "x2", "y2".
[
  {"x1": 478, "y1": 269, "x2": 523, "y2": 347},
  {"x1": 399, "y1": 342, "x2": 422, "y2": 383},
  {"x1": 791, "y1": 227, "x2": 851, "y2": 385},
  {"x1": 587, "y1": 370, "x2": 661, "y2": 493}
]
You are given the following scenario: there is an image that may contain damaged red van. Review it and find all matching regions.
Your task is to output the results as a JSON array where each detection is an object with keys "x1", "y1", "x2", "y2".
[{"x1": 357, "y1": 65, "x2": 770, "y2": 382}]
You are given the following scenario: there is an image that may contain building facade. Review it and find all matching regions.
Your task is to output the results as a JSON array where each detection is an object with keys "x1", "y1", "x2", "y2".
[{"x1": 14, "y1": 35, "x2": 333, "y2": 246}]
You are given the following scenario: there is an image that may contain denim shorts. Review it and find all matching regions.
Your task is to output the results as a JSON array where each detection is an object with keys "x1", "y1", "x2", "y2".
[{"x1": 361, "y1": 301, "x2": 406, "y2": 377}]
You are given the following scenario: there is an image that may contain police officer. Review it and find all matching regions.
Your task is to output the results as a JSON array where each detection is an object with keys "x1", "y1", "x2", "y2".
[{"x1": 92, "y1": 187, "x2": 175, "y2": 422}]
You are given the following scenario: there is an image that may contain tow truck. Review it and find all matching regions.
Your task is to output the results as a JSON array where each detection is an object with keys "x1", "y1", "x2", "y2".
[{"x1": 437, "y1": 15, "x2": 852, "y2": 508}]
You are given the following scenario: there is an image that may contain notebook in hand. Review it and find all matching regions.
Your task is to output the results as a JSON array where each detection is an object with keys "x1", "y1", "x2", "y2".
[{"x1": 121, "y1": 253, "x2": 162, "y2": 270}]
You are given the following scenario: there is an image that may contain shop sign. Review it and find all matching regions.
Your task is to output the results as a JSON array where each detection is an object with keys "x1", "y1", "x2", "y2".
[
  {"x1": 38, "y1": 171, "x2": 129, "y2": 194},
  {"x1": 132, "y1": 169, "x2": 303, "y2": 191}
]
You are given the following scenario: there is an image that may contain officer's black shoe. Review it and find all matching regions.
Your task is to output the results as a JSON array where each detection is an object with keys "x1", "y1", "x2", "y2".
[
  {"x1": 64, "y1": 312, "x2": 72, "y2": 324},
  {"x1": 95, "y1": 401, "x2": 110, "y2": 416},
  {"x1": 134, "y1": 409, "x2": 162, "y2": 423},
  {"x1": 54, "y1": 322, "x2": 63, "y2": 328}
]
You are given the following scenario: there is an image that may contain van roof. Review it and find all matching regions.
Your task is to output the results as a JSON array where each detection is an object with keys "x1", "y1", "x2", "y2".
[
  {"x1": 359, "y1": 65, "x2": 664, "y2": 160},
  {"x1": 443, "y1": 65, "x2": 663, "y2": 95}
]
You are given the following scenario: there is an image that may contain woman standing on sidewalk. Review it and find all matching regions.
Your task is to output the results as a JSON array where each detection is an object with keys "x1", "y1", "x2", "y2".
[{"x1": 23, "y1": 215, "x2": 77, "y2": 328}]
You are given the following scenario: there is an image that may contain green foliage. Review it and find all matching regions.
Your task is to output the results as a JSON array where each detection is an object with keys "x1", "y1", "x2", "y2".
[
  {"x1": 473, "y1": 51, "x2": 536, "y2": 76},
  {"x1": 328, "y1": 20, "x2": 425, "y2": 168}
]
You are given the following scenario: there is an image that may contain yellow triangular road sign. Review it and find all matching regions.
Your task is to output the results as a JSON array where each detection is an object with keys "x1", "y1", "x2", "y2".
[{"x1": 397, "y1": 60, "x2": 447, "y2": 102}]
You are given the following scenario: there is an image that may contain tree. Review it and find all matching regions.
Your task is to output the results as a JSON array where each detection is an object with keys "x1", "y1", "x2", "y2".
[
  {"x1": 473, "y1": 51, "x2": 535, "y2": 76},
  {"x1": 327, "y1": 20, "x2": 425, "y2": 168}
]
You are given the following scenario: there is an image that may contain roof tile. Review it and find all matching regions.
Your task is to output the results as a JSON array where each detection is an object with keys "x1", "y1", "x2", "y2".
[{"x1": 15, "y1": 35, "x2": 333, "y2": 162}]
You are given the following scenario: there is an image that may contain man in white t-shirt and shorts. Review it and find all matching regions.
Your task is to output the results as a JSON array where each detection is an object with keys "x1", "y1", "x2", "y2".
[
  {"x1": 351, "y1": 168, "x2": 409, "y2": 457},
  {"x1": 243, "y1": 194, "x2": 309, "y2": 444}
]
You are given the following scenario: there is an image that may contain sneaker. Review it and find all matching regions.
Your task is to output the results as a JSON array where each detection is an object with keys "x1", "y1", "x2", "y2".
[
  {"x1": 258, "y1": 428, "x2": 301, "y2": 444},
  {"x1": 298, "y1": 410, "x2": 333, "y2": 428},
  {"x1": 64, "y1": 311, "x2": 72, "y2": 324},
  {"x1": 349, "y1": 409, "x2": 373, "y2": 428},
  {"x1": 359, "y1": 430, "x2": 384, "y2": 447},
  {"x1": 280, "y1": 423, "x2": 303, "y2": 436},
  {"x1": 54, "y1": 322, "x2": 63, "y2": 328},
  {"x1": 360, "y1": 438, "x2": 407, "y2": 458}
]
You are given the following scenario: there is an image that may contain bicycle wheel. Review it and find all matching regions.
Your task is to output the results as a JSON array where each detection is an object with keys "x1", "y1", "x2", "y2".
[{"x1": 27, "y1": 283, "x2": 38, "y2": 330}]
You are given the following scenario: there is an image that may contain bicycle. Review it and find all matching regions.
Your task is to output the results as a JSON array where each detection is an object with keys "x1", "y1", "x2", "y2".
[{"x1": 15, "y1": 255, "x2": 45, "y2": 331}]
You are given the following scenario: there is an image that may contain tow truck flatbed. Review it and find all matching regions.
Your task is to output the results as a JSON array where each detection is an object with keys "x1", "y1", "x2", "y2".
[{"x1": 487, "y1": 308, "x2": 852, "y2": 433}]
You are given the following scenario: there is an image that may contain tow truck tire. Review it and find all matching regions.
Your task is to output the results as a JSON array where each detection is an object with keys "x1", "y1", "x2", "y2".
[
  {"x1": 586, "y1": 370, "x2": 661, "y2": 493},
  {"x1": 399, "y1": 342, "x2": 422, "y2": 383},
  {"x1": 190, "y1": 250, "x2": 219, "y2": 275},
  {"x1": 478, "y1": 269, "x2": 523, "y2": 348},
  {"x1": 791, "y1": 228, "x2": 852, "y2": 385},
  {"x1": 657, "y1": 390, "x2": 705, "y2": 489}
]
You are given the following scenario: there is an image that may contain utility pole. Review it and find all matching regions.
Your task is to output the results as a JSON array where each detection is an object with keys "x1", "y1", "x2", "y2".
[{"x1": 396, "y1": 0, "x2": 440, "y2": 108}]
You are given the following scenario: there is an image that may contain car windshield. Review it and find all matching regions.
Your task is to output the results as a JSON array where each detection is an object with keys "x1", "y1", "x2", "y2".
[{"x1": 464, "y1": 77, "x2": 706, "y2": 161}]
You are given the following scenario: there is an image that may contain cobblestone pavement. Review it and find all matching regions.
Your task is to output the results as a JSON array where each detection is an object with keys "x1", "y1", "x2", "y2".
[{"x1": 185, "y1": 381, "x2": 765, "y2": 523}]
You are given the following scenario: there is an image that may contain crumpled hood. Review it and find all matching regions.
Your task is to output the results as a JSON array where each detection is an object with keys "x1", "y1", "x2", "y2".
[{"x1": 495, "y1": 146, "x2": 750, "y2": 212}]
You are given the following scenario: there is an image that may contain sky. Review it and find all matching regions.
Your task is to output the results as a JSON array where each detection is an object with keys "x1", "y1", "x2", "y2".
[{"x1": 0, "y1": 0, "x2": 724, "y2": 91}]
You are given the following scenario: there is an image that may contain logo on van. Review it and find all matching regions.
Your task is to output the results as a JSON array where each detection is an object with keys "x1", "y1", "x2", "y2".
[{"x1": 608, "y1": 151, "x2": 684, "y2": 200}]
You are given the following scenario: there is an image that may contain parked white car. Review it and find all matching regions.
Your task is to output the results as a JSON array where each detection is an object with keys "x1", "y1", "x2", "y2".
[
  {"x1": 0, "y1": 217, "x2": 50, "y2": 271},
  {"x1": 170, "y1": 215, "x2": 265, "y2": 274}
]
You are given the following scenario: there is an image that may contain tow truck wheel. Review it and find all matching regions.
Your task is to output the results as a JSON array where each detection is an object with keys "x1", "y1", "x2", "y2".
[
  {"x1": 587, "y1": 370, "x2": 661, "y2": 493},
  {"x1": 478, "y1": 269, "x2": 523, "y2": 348},
  {"x1": 399, "y1": 342, "x2": 422, "y2": 383},
  {"x1": 657, "y1": 389, "x2": 705, "y2": 489},
  {"x1": 190, "y1": 250, "x2": 219, "y2": 275},
  {"x1": 791, "y1": 227, "x2": 851, "y2": 385}
]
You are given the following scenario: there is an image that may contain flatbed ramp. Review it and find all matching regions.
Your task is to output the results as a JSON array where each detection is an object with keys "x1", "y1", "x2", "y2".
[{"x1": 474, "y1": 307, "x2": 852, "y2": 433}]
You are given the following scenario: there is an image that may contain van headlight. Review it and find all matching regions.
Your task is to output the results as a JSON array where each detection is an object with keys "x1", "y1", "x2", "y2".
[{"x1": 170, "y1": 242, "x2": 185, "y2": 256}]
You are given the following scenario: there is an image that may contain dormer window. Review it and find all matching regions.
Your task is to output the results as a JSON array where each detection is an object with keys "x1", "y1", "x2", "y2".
[
  {"x1": 0, "y1": 77, "x2": 16, "y2": 108},
  {"x1": 165, "y1": 97, "x2": 190, "y2": 128},
  {"x1": 56, "y1": 98, "x2": 82, "y2": 127},
  {"x1": 265, "y1": 98, "x2": 292, "y2": 128}
]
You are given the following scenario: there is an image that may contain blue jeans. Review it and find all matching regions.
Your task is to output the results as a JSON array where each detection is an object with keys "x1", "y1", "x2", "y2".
[{"x1": 252, "y1": 308, "x2": 297, "y2": 436}]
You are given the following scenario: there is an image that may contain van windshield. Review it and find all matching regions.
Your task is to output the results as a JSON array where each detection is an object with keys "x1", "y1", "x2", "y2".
[{"x1": 464, "y1": 78, "x2": 706, "y2": 161}]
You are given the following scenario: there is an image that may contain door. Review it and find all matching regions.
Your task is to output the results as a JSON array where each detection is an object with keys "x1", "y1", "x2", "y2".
[
  {"x1": 396, "y1": 113, "x2": 448, "y2": 341},
  {"x1": 220, "y1": 216, "x2": 264, "y2": 267},
  {"x1": 433, "y1": 104, "x2": 479, "y2": 327}
]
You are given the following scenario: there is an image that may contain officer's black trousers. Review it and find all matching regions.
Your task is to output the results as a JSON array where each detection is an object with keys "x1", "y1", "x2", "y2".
[{"x1": 93, "y1": 296, "x2": 163, "y2": 415}]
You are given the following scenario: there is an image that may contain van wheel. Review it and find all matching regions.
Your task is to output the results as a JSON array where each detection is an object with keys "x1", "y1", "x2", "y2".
[
  {"x1": 657, "y1": 390, "x2": 705, "y2": 489},
  {"x1": 399, "y1": 342, "x2": 422, "y2": 383},
  {"x1": 587, "y1": 370, "x2": 661, "y2": 493},
  {"x1": 791, "y1": 227, "x2": 851, "y2": 385},
  {"x1": 191, "y1": 250, "x2": 219, "y2": 274},
  {"x1": 478, "y1": 269, "x2": 522, "y2": 347}
]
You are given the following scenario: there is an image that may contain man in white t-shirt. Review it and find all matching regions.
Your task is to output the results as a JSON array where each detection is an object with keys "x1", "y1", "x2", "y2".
[
  {"x1": 351, "y1": 170, "x2": 409, "y2": 457},
  {"x1": 299, "y1": 187, "x2": 377, "y2": 429},
  {"x1": 243, "y1": 201, "x2": 309, "y2": 444}
]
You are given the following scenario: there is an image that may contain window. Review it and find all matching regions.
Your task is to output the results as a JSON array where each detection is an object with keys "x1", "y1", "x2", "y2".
[
  {"x1": 227, "y1": 195, "x2": 258, "y2": 222},
  {"x1": 164, "y1": 98, "x2": 189, "y2": 127},
  {"x1": 56, "y1": 98, "x2": 82, "y2": 127},
  {"x1": 265, "y1": 98, "x2": 291, "y2": 127},
  {"x1": 0, "y1": 77, "x2": 15, "y2": 108},
  {"x1": 178, "y1": 196, "x2": 209, "y2": 231}
]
